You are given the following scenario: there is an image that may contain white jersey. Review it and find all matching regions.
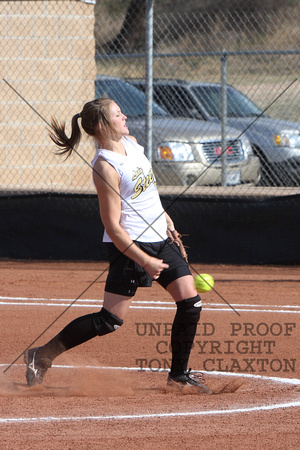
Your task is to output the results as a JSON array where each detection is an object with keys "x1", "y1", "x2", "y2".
[{"x1": 91, "y1": 136, "x2": 168, "y2": 243}]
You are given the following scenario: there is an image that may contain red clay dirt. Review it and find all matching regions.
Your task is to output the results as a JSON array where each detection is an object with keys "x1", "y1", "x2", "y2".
[{"x1": 0, "y1": 261, "x2": 299, "y2": 449}]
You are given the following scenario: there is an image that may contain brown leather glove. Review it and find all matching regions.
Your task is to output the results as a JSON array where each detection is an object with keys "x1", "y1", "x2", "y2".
[{"x1": 167, "y1": 228, "x2": 189, "y2": 263}]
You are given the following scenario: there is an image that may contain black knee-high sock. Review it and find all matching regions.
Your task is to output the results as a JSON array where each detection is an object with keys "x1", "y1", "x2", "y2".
[
  {"x1": 36, "y1": 308, "x2": 123, "y2": 362},
  {"x1": 170, "y1": 295, "x2": 202, "y2": 377}
]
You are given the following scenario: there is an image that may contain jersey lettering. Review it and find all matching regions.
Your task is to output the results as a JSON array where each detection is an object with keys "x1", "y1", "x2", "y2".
[{"x1": 132, "y1": 167, "x2": 156, "y2": 199}]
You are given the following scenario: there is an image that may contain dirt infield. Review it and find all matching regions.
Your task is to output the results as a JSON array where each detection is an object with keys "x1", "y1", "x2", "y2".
[{"x1": 0, "y1": 261, "x2": 299, "y2": 449}]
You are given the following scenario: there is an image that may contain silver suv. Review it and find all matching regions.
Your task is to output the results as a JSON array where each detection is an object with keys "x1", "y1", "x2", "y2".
[
  {"x1": 131, "y1": 78, "x2": 300, "y2": 186},
  {"x1": 95, "y1": 76, "x2": 261, "y2": 186}
]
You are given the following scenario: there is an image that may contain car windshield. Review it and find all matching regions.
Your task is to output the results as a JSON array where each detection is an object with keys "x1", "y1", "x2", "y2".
[
  {"x1": 95, "y1": 78, "x2": 168, "y2": 118},
  {"x1": 151, "y1": 85, "x2": 206, "y2": 120},
  {"x1": 191, "y1": 85, "x2": 264, "y2": 118}
]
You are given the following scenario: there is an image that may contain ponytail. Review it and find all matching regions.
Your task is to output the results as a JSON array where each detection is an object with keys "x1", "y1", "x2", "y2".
[
  {"x1": 49, "y1": 113, "x2": 82, "y2": 159},
  {"x1": 49, "y1": 97, "x2": 114, "y2": 158}
]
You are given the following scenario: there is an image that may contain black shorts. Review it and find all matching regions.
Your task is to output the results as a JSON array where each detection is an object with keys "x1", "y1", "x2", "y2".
[{"x1": 104, "y1": 239, "x2": 191, "y2": 297}]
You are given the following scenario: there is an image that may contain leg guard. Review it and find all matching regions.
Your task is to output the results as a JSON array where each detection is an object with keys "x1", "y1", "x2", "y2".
[
  {"x1": 38, "y1": 307, "x2": 123, "y2": 361},
  {"x1": 92, "y1": 307, "x2": 124, "y2": 336},
  {"x1": 170, "y1": 295, "x2": 202, "y2": 377}
]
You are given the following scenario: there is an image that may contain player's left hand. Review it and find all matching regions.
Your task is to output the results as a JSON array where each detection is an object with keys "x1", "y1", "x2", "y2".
[{"x1": 167, "y1": 228, "x2": 189, "y2": 263}]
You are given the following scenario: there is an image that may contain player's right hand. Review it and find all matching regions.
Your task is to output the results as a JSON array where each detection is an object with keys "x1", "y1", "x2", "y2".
[{"x1": 144, "y1": 257, "x2": 169, "y2": 280}]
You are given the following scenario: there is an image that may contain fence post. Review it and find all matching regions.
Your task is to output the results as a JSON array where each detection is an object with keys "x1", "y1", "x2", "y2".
[
  {"x1": 221, "y1": 50, "x2": 228, "y2": 186},
  {"x1": 145, "y1": 0, "x2": 154, "y2": 163}
]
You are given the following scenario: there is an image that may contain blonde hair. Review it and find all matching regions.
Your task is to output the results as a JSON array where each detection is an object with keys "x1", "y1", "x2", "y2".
[{"x1": 49, "y1": 97, "x2": 114, "y2": 158}]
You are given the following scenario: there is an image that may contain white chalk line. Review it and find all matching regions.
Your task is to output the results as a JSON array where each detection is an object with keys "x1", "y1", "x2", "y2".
[
  {"x1": 2, "y1": 296, "x2": 300, "y2": 308},
  {"x1": 0, "y1": 296, "x2": 299, "y2": 313},
  {"x1": 0, "y1": 401, "x2": 299, "y2": 424},
  {"x1": 1, "y1": 363, "x2": 300, "y2": 385},
  {"x1": 1, "y1": 365, "x2": 299, "y2": 424}
]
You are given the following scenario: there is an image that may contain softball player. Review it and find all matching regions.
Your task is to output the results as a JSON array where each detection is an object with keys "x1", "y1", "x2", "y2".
[{"x1": 24, "y1": 97, "x2": 210, "y2": 394}]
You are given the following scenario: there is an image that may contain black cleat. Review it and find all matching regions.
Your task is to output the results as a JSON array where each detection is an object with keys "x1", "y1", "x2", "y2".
[
  {"x1": 167, "y1": 369, "x2": 211, "y2": 394},
  {"x1": 24, "y1": 348, "x2": 52, "y2": 386}
]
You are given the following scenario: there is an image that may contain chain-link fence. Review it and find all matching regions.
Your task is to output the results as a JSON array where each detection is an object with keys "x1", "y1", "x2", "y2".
[{"x1": 1, "y1": 0, "x2": 300, "y2": 198}]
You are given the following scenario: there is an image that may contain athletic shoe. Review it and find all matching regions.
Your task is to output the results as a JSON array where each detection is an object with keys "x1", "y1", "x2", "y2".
[
  {"x1": 24, "y1": 347, "x2": 52, "y2": 386},
  {"x1": 166, "y1": 368, "x2": 211, "y2": 394}
]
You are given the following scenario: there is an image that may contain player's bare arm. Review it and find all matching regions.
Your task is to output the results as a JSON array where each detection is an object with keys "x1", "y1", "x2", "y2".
[
  {"x1": 165, "y1": 211, "x2": 175, "y2": 231},
  {"x1": 164, "y1": 211, "x2": 188, "y2": 262}
]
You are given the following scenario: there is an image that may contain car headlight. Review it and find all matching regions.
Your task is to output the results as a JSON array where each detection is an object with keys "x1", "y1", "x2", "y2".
[
  {"x1": 241, "y1": 137, "x2": 253, "y2": 156},
  {"x1": 274, "y1": 130, "x2": 300, "y2": 148},
  {"x1": 157, "y1": 142, "x2": 194, "y2": 161}
]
